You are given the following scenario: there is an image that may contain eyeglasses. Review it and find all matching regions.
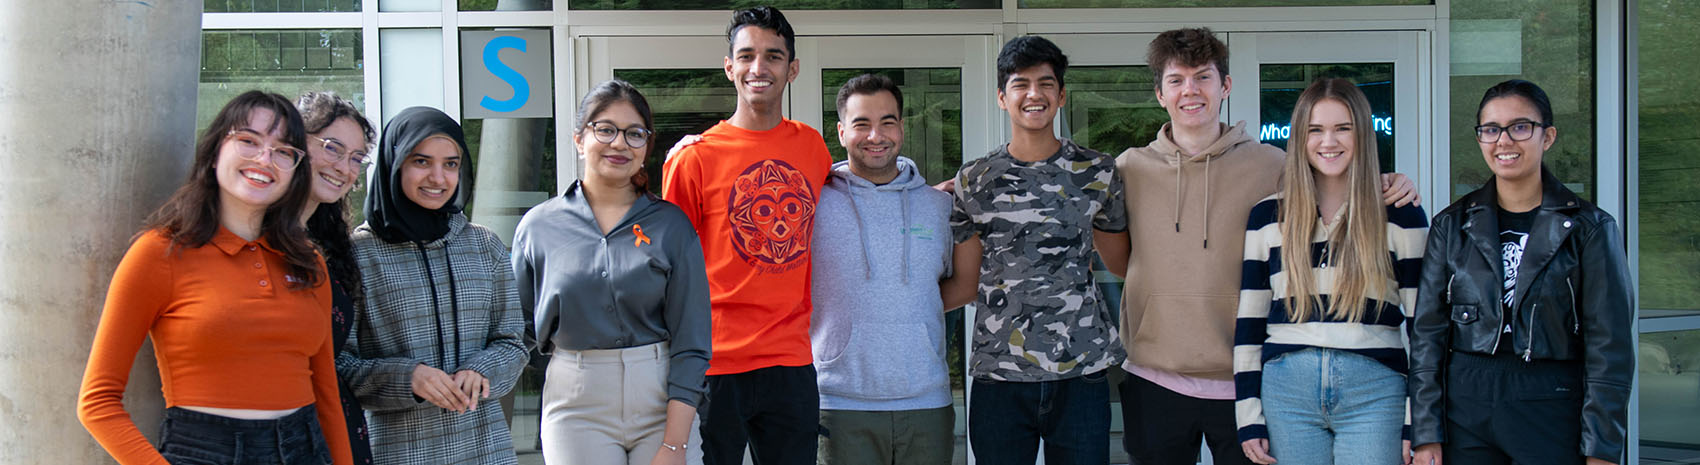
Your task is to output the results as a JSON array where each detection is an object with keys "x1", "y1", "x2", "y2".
[
  {"x1": 310, "y1": 135, "x2": 371, "y2": 166},
  {"x1": 226, "y1": 129, "x2": 306, "y2": 171},
  {"x1": 585, "y1": 121, "x2": 653, "y2": 149},
  {"x1": 1474, "y1": 121, "x2": 1548, "y2": 144}
]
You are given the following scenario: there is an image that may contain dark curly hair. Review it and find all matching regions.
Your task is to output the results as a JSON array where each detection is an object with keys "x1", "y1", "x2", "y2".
[{"x1": 297, "y1": 91, "x2": 372, "y2": 300}]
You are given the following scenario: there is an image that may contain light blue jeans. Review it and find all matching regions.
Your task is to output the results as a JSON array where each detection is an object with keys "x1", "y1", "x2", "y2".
[{"x1": 1261, "y1": 348, "x2": 1405, "y2": 465}]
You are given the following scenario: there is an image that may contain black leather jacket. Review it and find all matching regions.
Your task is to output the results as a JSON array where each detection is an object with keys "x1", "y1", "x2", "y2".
[{"x1": 1408, "y1": 169, "x2": 1634, "y2": 461}]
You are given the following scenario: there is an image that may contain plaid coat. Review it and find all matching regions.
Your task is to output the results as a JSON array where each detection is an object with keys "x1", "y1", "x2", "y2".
[{"x1": 338, "y1": 213, "x2": 526, "y2": 465}]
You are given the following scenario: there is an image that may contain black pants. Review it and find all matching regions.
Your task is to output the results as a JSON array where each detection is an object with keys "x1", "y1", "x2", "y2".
[
  {"x1": 699, "y1": 364, "x2": 821, "y2": 465},
  {"x1": 1443, "y1": 352, "x2": 1587, "y2": 465},
  {"x1": 968, "y1": 371, "x2": 1110, "y2": 465},
  {"x1": 1118, "y1": 374, "x2": 1254, "y2": 465},
  {"x1": 157, "y1": 406, "x2": 331, "y2": 465}
]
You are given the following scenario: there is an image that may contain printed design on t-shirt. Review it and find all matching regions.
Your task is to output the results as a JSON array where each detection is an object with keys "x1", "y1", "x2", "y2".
[
  {"x1": 728, "y1": 159, "x2": 817, "y2": 273},
  {"x1": 1501, "y1": 228, "x2": 1529, "y2": 310}
]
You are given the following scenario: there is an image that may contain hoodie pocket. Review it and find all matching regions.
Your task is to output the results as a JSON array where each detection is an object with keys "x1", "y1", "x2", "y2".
[
  {"x1": 815, "y1": 322, "x2": 948, "y2": 401},
  {"x1": 1127, "y1": 294, "x2": 1237, "y2": 376}
]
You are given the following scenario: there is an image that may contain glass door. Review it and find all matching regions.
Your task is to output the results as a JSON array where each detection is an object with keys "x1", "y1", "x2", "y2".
[
  {"x1": 794, "y1": 34, "x2": 996, "y2": 465},
  {"x1": 1226, "y1": 31, "x2": 1433, "y2": 203}
]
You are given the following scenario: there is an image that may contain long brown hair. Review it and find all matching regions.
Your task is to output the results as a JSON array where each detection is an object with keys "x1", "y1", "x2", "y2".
[
  {"x1": 1278, "y1": 78, "x2": 1393, "y2": 323},
  {"x1": 143, "y1": 90, "x2": 322, "y2": 289}
]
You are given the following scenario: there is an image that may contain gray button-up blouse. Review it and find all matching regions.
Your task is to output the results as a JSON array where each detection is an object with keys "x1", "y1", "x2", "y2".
[{"x1": 512, "y1": 181, "x2": 711, "y2": 407}]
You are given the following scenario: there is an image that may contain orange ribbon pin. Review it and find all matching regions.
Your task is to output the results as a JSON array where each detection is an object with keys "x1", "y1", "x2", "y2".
[{"x1": 633, "y1": 224, "x2": 651, "y2": 247}]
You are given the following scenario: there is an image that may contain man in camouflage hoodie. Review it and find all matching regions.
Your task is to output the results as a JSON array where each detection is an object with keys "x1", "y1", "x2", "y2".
[{"x1": 945, "y1": 35, "x2": 1131, "y2": 464}]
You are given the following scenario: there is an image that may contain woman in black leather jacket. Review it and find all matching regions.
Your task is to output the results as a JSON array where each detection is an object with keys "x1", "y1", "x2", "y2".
[{"x1": 1408, "y1": 79, "x2": 1633, "y2": 465}]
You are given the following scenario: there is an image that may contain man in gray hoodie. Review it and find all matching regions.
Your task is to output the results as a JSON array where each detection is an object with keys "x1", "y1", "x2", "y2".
[{"x1": 810, "y1": 73, "x2": 970, "y2": 465}]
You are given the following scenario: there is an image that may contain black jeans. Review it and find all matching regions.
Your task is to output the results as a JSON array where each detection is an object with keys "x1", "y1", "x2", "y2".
[
  {"x1": 1118, "y1": 374, "x2": 1253, "y2": 465},
  {"x1": 157, "y1": 406, "x2": 332, "y2": 465},
  {"x1": 968, "y1": 371, "x2": 1111, "y2": 465},
  {"x1": 699, "y1": 364, "x2": 821, "y2": 465},
  {"x1": 1442, "y1": 351, "x2": 1587, "y2": 465}
]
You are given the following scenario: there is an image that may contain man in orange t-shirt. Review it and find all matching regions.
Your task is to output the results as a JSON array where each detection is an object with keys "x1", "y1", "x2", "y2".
[{"x1": 659, "y1": 6, "x2": 832, "y2": 465}]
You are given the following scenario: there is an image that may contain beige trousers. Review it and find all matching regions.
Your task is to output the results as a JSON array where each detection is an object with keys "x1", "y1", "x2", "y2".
[{"x1": 541, "y1": 342, "x2": 704, "y2": 465}]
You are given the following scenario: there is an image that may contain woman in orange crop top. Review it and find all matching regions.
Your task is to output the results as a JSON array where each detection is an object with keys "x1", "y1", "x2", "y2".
[{"x1": 77, "y1": 90, "x2": 355, "y2": 465}]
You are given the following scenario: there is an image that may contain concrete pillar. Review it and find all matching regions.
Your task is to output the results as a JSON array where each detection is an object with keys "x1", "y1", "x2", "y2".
[
  {"x1": 470, "y1": 0, "x2": 551, "y2": 247},
  {"x1": 0, "y1": 1, "x2": 201, "y2": 463}
]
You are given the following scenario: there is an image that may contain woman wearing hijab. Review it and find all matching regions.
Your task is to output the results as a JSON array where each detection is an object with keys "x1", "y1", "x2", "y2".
[{"x1": 336, "y1": 106, "x2": 527, "y2": 465}]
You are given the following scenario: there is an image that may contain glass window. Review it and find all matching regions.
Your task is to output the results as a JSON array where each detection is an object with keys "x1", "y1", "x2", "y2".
[
  {"x1": 459, "y1": 0, "x2": 553, "y2": 10},
  {"x1": 1448, "y1": 0, "x2": 1595, "y2": 202},
  {"x1": 1058, "y1": 65, "x2": 1163, "y2": 157},
  {"x1": 379, "y1": 28, "x2": 446, "y2": 124},
  {"x1": 613, "y1": 69, "x2": 738, "y2": 195},
  {"x1": 205, "y1": 0, "x2": 359, "y2": 12},
  {"x1": 570, "y1": 0, "x2": 995, "y2": 10},
  {"x1": 1019, "y1": 0, "x2": 1428, "y2": 7},
  {"x1": 380, "y1": 0, "x2": 440, "y2": 12},
  {"x1": 1258, "y1": 63, "x2": 1396, "y2": 173},
  {"x1": 460, "y1": 117, "x2": 558, "y2": 245},
  {"x1": 1636, "y1": 0, "x2": 1700, "y2": 319},
  {"x1": 1640, "y1": 331, "x2": 1700, "y2": 462},
  {"x1": 199, "y1": 29, "x2": 364, "y2": 141}
]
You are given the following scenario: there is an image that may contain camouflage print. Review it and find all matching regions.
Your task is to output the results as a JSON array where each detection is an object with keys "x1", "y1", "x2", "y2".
[{"x1": 950, "y1": 140, "x2": 1129, "y2": 382}]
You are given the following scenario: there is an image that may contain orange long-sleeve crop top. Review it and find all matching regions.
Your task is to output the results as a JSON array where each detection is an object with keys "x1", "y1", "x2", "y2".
[{"x1": 77, "y1": 228, "x2": 353, "y2": 465}]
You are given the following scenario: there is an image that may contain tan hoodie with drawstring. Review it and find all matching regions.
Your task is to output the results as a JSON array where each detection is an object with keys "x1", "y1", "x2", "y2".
[{"x1": 1114, "y1": 121, "x2": 1284, "y2": 381}]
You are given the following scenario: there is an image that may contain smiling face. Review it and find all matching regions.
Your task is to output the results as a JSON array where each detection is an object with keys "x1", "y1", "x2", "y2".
[
  {"x1": 1305, "y1": 98, "x2": 1357, "y2": 182},
  {"x1": 836, "y1": 90, "x2": 904, "y2": 177},
  {"x1": 725, "y1": 25, "x2": 798, "y2": 114},
  {"x1": 575, "y1": 101, "x2": 649, "y2": 188},
  {"x1": 306, "y1": 116, "x2": 367, "y2": 205},
  {"x1": 215, "y1": 107, "x2": 296, "y2": 217},
  {"x1": 1477, "y1": 95, "x2": 1555, "y2": 184},
  {"x1": 997, "y1": 63, "x2": 1066, "y2": 133},
  {"x1": 1155, "y1": 60, "x2": 1231, "y2": 132},
  {"x1": 399, "y1": 135, "x2": 462, "y2": 210}
]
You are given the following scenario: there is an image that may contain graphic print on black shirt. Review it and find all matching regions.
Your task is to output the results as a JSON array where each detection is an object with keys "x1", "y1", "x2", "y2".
[{"x1": 1499, "y1": 208, "x2": 1536, "y2": 338}]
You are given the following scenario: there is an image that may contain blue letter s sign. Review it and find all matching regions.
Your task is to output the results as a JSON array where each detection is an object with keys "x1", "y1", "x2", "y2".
[{"x1": 480, "y1": 36, "x2": 529, "y2": 113}]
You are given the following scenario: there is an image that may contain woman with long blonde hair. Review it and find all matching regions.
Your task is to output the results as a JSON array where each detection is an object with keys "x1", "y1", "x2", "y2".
[{"x1": 1232, "y1": 78, "x2": 1429, "y2": 465}]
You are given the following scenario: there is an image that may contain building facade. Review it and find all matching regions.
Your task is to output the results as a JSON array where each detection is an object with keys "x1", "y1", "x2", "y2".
[{"x1": 41, "y1": 0, "x2": 1697, "y2": 463}]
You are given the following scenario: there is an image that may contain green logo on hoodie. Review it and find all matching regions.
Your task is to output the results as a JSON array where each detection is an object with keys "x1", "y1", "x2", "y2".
[{"x1": 906, "y1": 226, "x2": 934, "y2": 241}]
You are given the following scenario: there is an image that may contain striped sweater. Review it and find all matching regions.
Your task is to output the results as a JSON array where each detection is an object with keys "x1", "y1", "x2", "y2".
[{"x1": 1232, "y1": 194, "x2": 1428, "y2": 442}]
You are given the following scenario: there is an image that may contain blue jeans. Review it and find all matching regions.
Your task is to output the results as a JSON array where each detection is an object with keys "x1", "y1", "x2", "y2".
[
  {"x1": 968, "y1": 370, "x2": 1109, "y2": 465},
  {"x1": 157, "y1": 406, "x2": 332, "y2": 465},
  {"x1": 1261, "y1": 348, "x2": 1404, "y2": 465}
]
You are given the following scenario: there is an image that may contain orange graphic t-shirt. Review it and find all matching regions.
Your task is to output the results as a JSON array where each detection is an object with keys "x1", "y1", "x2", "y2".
[{"x1": 662, "y1": 119, "x2": 833, "y2": 376}]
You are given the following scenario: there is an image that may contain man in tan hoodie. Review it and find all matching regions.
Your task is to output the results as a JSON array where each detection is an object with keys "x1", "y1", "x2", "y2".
[{"x1": 1109, "y1": 28, "x2": 1420, "y2": 465}]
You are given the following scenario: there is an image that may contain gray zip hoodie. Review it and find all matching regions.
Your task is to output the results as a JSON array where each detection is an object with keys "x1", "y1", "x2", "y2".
[{"x1": 809, "y1": 156, "x2": 955, "y2": 411}]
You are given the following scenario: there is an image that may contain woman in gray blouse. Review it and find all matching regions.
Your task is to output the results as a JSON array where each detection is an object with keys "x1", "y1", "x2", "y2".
[{"x1": 512, "y1": 79, "x2": 712, "y2": 465}]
